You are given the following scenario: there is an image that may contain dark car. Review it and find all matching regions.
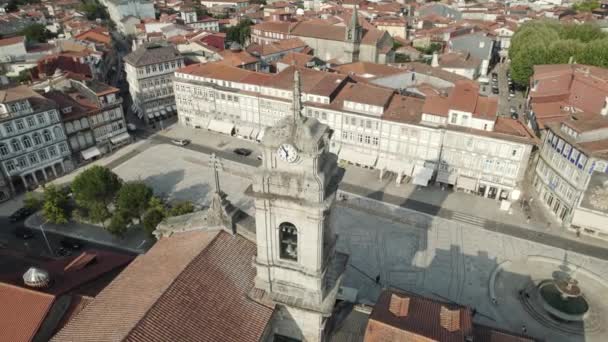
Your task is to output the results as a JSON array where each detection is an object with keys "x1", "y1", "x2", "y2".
[
  {"x1": 60, "y1": 238, "x2": 83, "y2": 250},
  {"x1": 9, "y1": 207, "x2": 34, "y2": 222},
  {"x1": 233, "y1": 148, "x2": 252, "y2": 156},
  {"x1": 14, "y1": 228, "x2": 34, "y2": 240},
  {"x1": 57, "y1": 247, "x2": 73, "y2": 257},
  {"x1": 491, "y1": 72, "x2": 498, "y2": 80},
  {"x1": 492, "y1": 87, "x2": 499, "y2": 94},
  {"x1": 511, "y1": 112, "x2": 519, "y2": 120}
]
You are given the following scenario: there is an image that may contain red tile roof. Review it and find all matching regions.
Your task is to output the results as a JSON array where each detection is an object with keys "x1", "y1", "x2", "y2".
[
  {"x1": 125, "y1": 231, "x2": 274, "y2": 342},
  {"x1": 0, "y1": 35, "x2": 25, "y2": 47},
  {"x1": 0, "y1": 283, "x2": 56, "y2": 342},
  {"x1": 52, "y1": 231, "x2": 219, "y2": 342}
]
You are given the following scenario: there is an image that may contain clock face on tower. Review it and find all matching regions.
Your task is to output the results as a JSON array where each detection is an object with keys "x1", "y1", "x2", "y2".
[{"x1": 277, "y1": 143, "x2": 298, "y2": 163}]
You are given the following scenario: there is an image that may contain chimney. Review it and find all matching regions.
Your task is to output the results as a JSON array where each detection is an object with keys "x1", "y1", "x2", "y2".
[
  {"x1": 439, "y1": 306, "x2": 461, "y2": 332},
  {"x1": 388, "y1": 294, "x2": 410, "y2": 317},
  {"x1": 431, "y1": 52, "x2": 439, "y2": 67}
]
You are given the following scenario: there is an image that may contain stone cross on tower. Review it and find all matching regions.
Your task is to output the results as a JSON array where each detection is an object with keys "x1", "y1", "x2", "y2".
[
  {"x1": 209, "y1": 153, "x2": 224, "y2": 195},
  {"x1": 292, "y1": 70, "x2": 303, "y2": 123}
]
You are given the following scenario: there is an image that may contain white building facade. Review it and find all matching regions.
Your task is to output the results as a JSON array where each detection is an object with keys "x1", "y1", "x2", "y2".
[
  {"x1": 124, "y1": 42, "x2": 184, "y2": 124},
  {"x1": 0, "y1": 86, "x2": 71, "y2": 195},
  {"x1": 174, "y1": 63, "x2": 537, "y2": 200}
]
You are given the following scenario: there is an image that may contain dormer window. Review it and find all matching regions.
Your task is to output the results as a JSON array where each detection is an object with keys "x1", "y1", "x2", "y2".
[
  {"x1": 62, "y1": 106, "x2": 73, "y2": 114},
  {"x1": 450, "y1": 113, "x2": 458, "y2": 124}
]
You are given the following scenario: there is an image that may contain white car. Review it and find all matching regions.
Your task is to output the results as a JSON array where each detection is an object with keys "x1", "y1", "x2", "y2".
[{"x1": 171, "y1": 139, "x2": 190, "y2": 146}]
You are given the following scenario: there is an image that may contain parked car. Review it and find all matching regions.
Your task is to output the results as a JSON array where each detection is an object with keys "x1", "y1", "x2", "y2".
[
  {"x1": 9, "y1": 207, "x2": 34, "y2": 222},
  {"x1": 171, "y1": 139, "x2": 190, "y2": 146},
  {"x1": 511, "y1": 112, "x2": 519, "y2": 120},
  {"x1": 233, "y1": 148, "x2": 252, "y2": 156},
  {"x1": 14, "y1": 227, "x2": 34, "y2": 240},
  {"x1": 127, "y1": 123, "x2": 137, "y2": 131},
  {"x1": 491, "y1": 72, "x2": 498, "y2": 81},
  {"x1": 60, "y1": 238, "x2": 83, "y2": 251},
  {"x1": 492, "y1": 87, "x2": 499, "y2": 95},
  {"x1": 57, "y1": 247, "x2": 73, "y2": 257}
]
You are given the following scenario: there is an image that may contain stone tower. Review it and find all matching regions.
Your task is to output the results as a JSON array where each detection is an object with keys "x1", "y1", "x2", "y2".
[
  {"x1": 252, "y1": 70, "x2": 348, "y2": 341},
  {"x1": 344, "y1": 6, "x2": 362, "y2": 63}
]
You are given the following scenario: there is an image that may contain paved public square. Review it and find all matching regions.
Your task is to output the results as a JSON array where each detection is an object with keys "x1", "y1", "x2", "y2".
[
  {"x1": 112, "y1": 144, "x2": 255, "y2": 215},
  {"x1": 333, "y1": 194, "x2": 608, "y2": 342}
]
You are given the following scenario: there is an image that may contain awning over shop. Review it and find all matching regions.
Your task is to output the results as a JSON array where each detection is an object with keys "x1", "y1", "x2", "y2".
[
  {"x1": 339, "y1": 147, "x2": 377, "y2": 167},
  {"x1": 456, "y1": 176, "x2": 477, "y2": 191},
  {"x1": 154, "y1": 111, "x2": 161, "y2": 118},
  {"x1": 377, "y1": 158, "x2": 414, "y2": 176},
  {"x1": 207, "y1": 119, "x2": 235, "y2": 135},
  {"x1": 147, "y1": 113, "x2": 154, "y2": 119},
  {"x1": 256, "y1": 128, "x2": 265, "y2": 141},
  {"x1": 237, "y1": 126, "x2": 254, "y2": 138},
  {"x1": 172, "y1": 105, "x2": 177, "y2": 111},
  {"x1": 161, "y1": 109, "x2": 167, "y2": 116},
  {"x1": 437, "y1": 170, "x2": 457, "y2": 185},
  {"x1": 81, "y1": 146, "x2": 101, "y2": 160},
  {"x1": 165, "y1": 106, "x2": 172, "y2": 113},
  {"x1": 110, "y1": 132, "x2": 131, "y2": 144},
  {"x1": 412, "y1": 166, "x2": 433, "y2": 186}
]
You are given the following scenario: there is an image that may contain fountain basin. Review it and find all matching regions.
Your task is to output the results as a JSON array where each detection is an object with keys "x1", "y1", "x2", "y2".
[{"x1": 538, "y1": 280, "x2": 589, "y2": 321}]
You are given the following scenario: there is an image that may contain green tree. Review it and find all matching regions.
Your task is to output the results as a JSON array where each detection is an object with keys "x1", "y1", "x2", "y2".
[
  {"x1": 88, "y1": 202, "x2": 111, "y2": 227},
  {"x1": 148, "y1": 196, "x2": 165, "y2": 213},
  {"x1": 226, "y1": 19, "x2": 253, "y2": 45},
  {"x1": 143, "y1": 208, "x2": 164, "y2": 236},
  {"x1": 24, "y1": 192, "x2": 42, "y2": 210},
  {"x1": 509, "y1": 20, "x2": 607, "y2": 86},
  {"x1": 108, "y1": 210, "x2": 129, "y2": 236},
  {"x1": 80, "y1": 0, "x2": 110, "y2": 21},
  {"x1": 168, "y1": 201, "x2": 194, "y2": 217},
  {"x1": 72, "y1": 166, "x2": 122, "y2": 212},
  {"x1": 42, "y1": 184, "x2": 69, "y2": 224},
  {"x1": 573, "y1": 0, "x2": 599, "y2": 12},
  {"x1": 20, "y1": 23, "x2": 56, "y2": 43},
  {"x1": 116, "y1": 181, "x2": 153, "y2": 221}
]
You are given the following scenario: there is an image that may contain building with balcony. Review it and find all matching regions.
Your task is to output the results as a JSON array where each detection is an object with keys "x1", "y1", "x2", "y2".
[
  {"x1": 42, "y1": 79, "x2": 130, "y2": 164},
  {"x1": 124, "y1": 41, "x2": 183, "y2": 124},
  {"x1": 0, "y1": 86, "x2": 71, "y2": 195},
  {"x1": 173, "y1": 62, "x2": 537, "y2": 201},
  {"x1": 533, "y1": 113, "x2": 608, "y2": 240}
]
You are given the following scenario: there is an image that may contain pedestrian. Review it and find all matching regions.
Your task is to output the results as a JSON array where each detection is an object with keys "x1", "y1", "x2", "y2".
[
  {"x1": 521, "y1": 325, "x2": 527, "y2": 334},
  {"x1": 375, "y1": 274, "x2": 380, "y2": 284},
  {"x1": 472, "y1": 308, "x2": 477, "y2": 317}
]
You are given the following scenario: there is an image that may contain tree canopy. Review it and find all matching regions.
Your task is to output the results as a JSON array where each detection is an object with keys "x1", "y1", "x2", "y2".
[
  {"x1": 80, "y1": 0, "x2": 110, "y2": 21},
  {"x1": 72, "y1": 166, "x2": 122, "y2": 209},
  {"x1": 116, "y1": 181, "x2": 153, "y2": 221},
  {"x1": 509, "y1": 21, "x2": 608, "y2": 86},
  {"x1": 226, "y1": 19, "x2": 253, "y2": 46},
  {"x1": 42, "y1": 184, "x2": 69, "y2": 224},
  {"x1": 573, "y1": 0, "x2": 600, "y2": 12},
  {"x1": 20, "y1": 24, "x2": 56, "y2": 43}
]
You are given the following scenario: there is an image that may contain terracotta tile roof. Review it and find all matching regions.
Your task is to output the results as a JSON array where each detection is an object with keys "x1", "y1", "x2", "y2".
[
  {"x1": 269, "y1": 65, "x2": 347, "y2": 97},
  {"x1": 52, "y1": 231, "x2": 219, "y2": 342},
  {"x1": 0, "y1": 35, "x2": 25, "y2": 47},
  {"x1": 449, "y1": 80, "x2": 478, "y2": 113},
  {"x1": 0, "y1": 85, "x2": 40, "y2": 103},
  {"x1": 439, "y1": 51, "x2": 481, "y2": 69},
  {"x1": 472, "y1": 96, "x2": 498, "y2": 121},
  {"x1": 364, "y1": 289, "x2": 473, "y2": 342},
  {"x1": 338, "y1": 82, "x2": 395, "y2": 108},
  {"x1": 277, "y1": 52, "x2": 315, "y2": 67},
  {"x1": 125, "y1": 231, "x2": 274, "y2": 342},
  {"x1": 382, "y1": 95, "x2": 425, "y2": 124},
  {"x1": 334, "y1": 61, "x2": 406, "y2": 80},
  {"x1": 0, "y1": 282, "x2": 56, "y2": 342},
  {"x1": 218, "y1": 49, "x2": 260, "y2": 67},
  {"x1": 246, "y1": 37, "x2": 307, "y2": 56},
  {"x1": 74, "y1": 28, "x2": 111, "y2": 46},
  {"x1": 178, "y1": 62, "x2": 256, "y2": 82}
]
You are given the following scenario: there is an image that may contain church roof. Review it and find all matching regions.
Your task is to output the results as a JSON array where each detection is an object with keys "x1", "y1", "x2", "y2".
[{"x1": 52, "y1": 228, "x2": 273, "y2": 342}]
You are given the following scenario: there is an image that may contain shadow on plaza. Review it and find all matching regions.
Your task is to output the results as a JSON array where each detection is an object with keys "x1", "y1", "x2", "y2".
[{"x1": 341, "y1": 233, "x2": 589, "y2": 342}]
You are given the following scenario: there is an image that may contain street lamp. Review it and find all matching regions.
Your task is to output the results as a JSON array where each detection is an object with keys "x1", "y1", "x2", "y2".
[{"x1": 39, "y1": 220, "x2": 54, "y2": 257}]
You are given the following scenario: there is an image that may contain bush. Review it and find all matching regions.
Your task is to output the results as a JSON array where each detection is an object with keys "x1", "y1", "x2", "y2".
[
  {"x1": 116, "y1": 181, "x2": 153, "y2": 221},
  {"x1": 108, "y1": 210, "x2": 130, "y2": 237},
  {"x1": 143, "y1": 208, "x2": 164, "y2": 236},
  {"x1": 168, "y1": 201, "x2": 194, "y2": 217},
  {"x1": 24, "y1": 192, "x2": 42, "y2": 210}
]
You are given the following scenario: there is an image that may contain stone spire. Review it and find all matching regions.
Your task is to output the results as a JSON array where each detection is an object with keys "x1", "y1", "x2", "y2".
[
  {"x1": 293, "y1": 70, "x2": 303, "y2": 123},
  {"x1": 209, "y1": 153, "x2": 223, "y2": 195},
  {"x1": 351, "y1": 5, "x2": 359, "y2": 29}
]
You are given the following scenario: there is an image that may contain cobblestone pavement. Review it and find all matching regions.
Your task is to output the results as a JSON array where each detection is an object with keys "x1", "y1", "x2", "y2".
[{"x1": 334, "y1": 195, "x2": 608, "y2": 342}]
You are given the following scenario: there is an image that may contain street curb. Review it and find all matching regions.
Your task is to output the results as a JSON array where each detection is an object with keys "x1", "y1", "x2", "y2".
[{"x1": 24, "y1": 214, "x2": 148, "y2": 255}]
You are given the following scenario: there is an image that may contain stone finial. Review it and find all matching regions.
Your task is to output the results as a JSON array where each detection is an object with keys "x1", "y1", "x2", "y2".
[
  {"x1": 293, "y1": 70, "x2": 303, "y2": 123},
  {"x1": 209, "y1": 153, "x2": 224, "y2": 195}
]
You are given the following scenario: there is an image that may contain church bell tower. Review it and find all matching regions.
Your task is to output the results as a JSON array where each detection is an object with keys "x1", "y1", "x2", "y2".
[{"x1": 251, "y1": 70, "x2": 348, "y2": 342}]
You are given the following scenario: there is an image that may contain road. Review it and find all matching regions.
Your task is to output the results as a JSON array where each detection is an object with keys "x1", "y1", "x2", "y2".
[
  {"x1": 339, "y1": 182, "x2": 608, "y2": 261},
  {"x1": 0, "y1": 216, "x2": 135, "y2": 259}
]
